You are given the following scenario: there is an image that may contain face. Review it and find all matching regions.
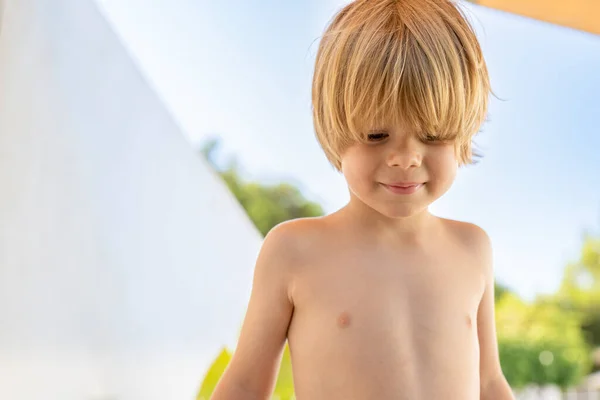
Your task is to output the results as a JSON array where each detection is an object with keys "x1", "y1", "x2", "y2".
[{"x1": 340, "y1": 123, "x2": 458, "y2": 219}]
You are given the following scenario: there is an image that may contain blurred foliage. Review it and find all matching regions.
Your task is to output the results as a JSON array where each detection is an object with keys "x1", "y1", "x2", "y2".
[
  {"x1": 198, "y1": 138, "x2": 600, "y2": 394},
  {"x1": 273, "y1": 344, "x2": 295, "y2": 400},
  {"x1": 496, "y1": 292, "x2": 592, "y2": 389},
  {"x1": 201, "y1": 138, "x2": 324, "y2": 236},
  {"x1": 555, "y1": 235, "x2": 600, "y2": 371},
  {"x1": 495, "y1": 281, "x2": 511, "y2": 303},
  {"x1": 499, "y1": 338, "x2": 588, "y2": 389},
  {"x1": 496, "y1": 233, "x2": 600, "y2": 388},
  {"x1": 198, "y1": 348, "x2": 231, "y2": 400}
]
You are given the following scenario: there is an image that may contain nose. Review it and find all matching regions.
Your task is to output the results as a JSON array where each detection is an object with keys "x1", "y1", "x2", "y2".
[{"x1": 386, "y1": 139, "x2": 422, "y2": 169}]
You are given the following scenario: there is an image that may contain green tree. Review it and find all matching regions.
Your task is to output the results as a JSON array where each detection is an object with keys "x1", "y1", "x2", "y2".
[
  {"x1": 495, "y1": 292, "x2": 591, "y2": 389},
  {"x1": 493, "y1": 232, "x2": 600, "y2": 388},
  {"x1": 200, "y1": 138, "x2": 324, "y2": 236},
  {"x1": 554, "y1": 234, "x2": 600, "y2": 371},
  {"x1": 495, "y1": 281, "x2": 511, "y2": 303},
  {"x1": 200, "y1": 137, "x2": 221, "y2": 166}
]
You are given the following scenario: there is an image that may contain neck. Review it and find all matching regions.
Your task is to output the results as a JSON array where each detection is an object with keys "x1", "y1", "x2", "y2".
[{"x1": 341, "y1": 194, "x2": 437, "y2": 245}]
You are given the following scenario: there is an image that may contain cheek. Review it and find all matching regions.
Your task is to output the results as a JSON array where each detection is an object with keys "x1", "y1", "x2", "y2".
[
  {"x1": 341, "y1": 148, "x2": 378, "y2": 187},
  {"x1": 428, "y1": 148, "x2": 458, "y2": 185}
]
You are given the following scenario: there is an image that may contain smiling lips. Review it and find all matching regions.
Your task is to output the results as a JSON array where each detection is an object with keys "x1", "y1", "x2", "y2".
[{"x1": 381, "y1": 182, "x2": 425, "y2": 195}]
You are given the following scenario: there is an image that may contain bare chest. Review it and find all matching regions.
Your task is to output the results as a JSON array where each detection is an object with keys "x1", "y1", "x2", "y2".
[
  {"x1": 292, "y1": 246, "x2": 484, "y2": 330},
  {"x1": 287, "y1": 248, "x2": 485, "y2": 399}
]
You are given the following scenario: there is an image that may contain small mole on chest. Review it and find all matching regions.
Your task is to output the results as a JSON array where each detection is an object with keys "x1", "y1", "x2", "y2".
[
  {"x1": 337, "y1": 312, "x2": 351, "y2": 328},
  {"x1": 466, "y1": 314, "x2": 473, "y2": 327}
]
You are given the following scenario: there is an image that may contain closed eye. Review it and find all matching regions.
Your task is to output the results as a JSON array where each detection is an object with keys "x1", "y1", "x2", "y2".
[{"x1": 367, "y1": 132, "x2": 389, "y2": 141}]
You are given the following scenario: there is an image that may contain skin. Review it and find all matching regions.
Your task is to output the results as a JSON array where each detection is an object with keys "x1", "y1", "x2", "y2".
[{"x1": 211, "y1": 123, "x2": 514, "y2": 399}]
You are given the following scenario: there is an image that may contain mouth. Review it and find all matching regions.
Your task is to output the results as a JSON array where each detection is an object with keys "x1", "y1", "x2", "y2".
[{"x1": 380, "y1": 182, "x2": 425, "y2": 195}]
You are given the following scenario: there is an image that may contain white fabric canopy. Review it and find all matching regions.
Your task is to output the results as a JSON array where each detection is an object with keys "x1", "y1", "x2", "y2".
[{"x1": 0, "y1": 1, "x2": 261, "y2": 399}]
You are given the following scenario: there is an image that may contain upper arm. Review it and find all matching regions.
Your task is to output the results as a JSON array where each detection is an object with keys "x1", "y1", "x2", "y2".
[
  {"x1": 211, "y1": 221, "x2": 299, "y2": 399},
  {"x1": 470, "y1": 225, "x2": 505, "y2": 390}
]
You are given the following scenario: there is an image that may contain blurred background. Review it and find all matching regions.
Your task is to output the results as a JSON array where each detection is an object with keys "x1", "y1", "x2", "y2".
[{"x1": 0, "y1": 0, "x2": 598, "y2": 399}]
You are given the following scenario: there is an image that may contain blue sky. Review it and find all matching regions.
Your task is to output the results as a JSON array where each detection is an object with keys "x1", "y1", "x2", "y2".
[{"x1": 98, "y1": 0, "x2": 600, "y2": 302}]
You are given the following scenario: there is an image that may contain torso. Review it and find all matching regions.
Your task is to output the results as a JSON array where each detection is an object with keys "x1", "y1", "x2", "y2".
[{"x1": 286, "y1": 214, "x2": 486, "y2": 400}]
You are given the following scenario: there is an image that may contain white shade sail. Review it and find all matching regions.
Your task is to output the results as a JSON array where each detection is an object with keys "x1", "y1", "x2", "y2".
[{"x1": 0, "y1": 0, "x2": 261, "y2": 399}]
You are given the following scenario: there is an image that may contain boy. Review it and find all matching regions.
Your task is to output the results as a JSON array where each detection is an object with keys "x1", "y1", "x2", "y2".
[{"x1": 212, "y1": 0, "x2": 514, "y2": 398}]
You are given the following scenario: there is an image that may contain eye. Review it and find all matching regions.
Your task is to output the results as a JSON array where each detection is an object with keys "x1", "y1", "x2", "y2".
[
  {"x1": 424, "y1": 133, "x2": 439, "y2": 142},
  {"x1": 367, "y1": 132, "x2": 389, "y2": 142}
]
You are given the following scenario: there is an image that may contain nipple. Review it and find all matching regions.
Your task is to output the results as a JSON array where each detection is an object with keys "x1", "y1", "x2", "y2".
[
  {"x1": 466, "y1": 314, "x2": 473, "y2": 328},
  {"x1": 337, "y1": 311, "x2": 351, "y2": 328}
]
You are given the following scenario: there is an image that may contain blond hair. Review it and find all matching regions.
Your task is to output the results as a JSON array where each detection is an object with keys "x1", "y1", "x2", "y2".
[{"x1": 312, "y1": 0, "x2": 491, "y2": 170}]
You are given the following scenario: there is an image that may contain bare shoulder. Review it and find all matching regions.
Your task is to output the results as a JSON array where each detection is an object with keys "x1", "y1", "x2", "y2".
[
  {"x1": 261, "y1": 216, "x2": 334, "y2": 269},
  {"x1": 441, "y1": 218, "x2": 491, "y2": 249},
  {"x1": 439, "y1": 218, "x2": 493, "y2": 274},
  {"x1": 266, "y1": 216, "x2": 332, "y2": 248}
]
